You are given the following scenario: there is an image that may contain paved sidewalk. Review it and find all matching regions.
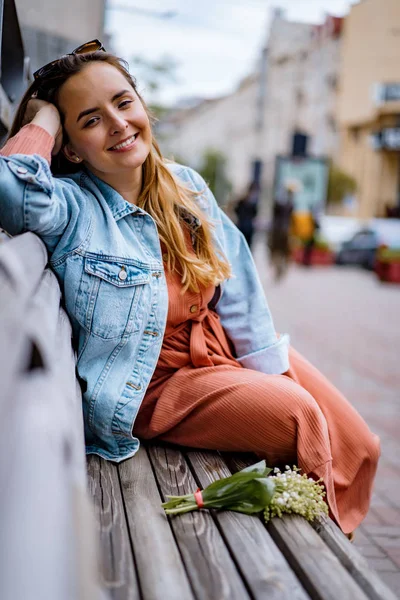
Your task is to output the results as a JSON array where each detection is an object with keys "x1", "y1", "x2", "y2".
[{"x1": 253, "y1": 240, "x2": 400, "y2": 596}]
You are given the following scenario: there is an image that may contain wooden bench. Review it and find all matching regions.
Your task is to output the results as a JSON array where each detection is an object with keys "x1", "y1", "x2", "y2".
[
  {"x1": 1, "y1": 230, "x2": 396, "y2": 600},
  {"x1": 87, "y1": 445, "x2": 397, "y2": 600}
]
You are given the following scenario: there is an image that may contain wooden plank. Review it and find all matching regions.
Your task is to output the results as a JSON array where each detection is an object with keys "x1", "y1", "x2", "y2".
[
  {"x1": 118, "y1": 446, "x2": 194, "y2": 600},
  {"x1": 187, "y1": 450, "x2": 310, "y2": 600},
  {"x1": 311, "y1": 516, "x2": 398, "y2": 600},
  {"x1": 148, "y1": 444, "x2": 251, "y2": 600},
  {"x1": 56, "y1": 307, "x2": 88, "y2": 484},
  {"x1": 0, "y1": 232, "x2": 47, "y2": 298},
  {"x1": 0, "y1": 239, "x2": 103, "y2": 600},
  {"x1": 268, "y1": 516, "x2": 369, "y2": 600},
  {"x1": 0, "y1": 233, "x2": 48, "y2": 403},
  {"x1": 230, "y1": 454, "x2": 396, "y2": 600},
  {"x1": 0, "y1": 376, "x2": 84, "y2": 600},
  {"x1": 87, "y1": 455, "x2": 140, "y2": 600}
]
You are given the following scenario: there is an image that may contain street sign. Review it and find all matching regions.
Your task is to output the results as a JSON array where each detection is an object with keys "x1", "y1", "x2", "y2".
[{"x1": 273, "y1": 155, "x2": 329, "y2": 212}]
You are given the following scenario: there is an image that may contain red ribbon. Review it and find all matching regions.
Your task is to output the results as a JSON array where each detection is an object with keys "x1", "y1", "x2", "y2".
[{"x1": 194, "y1": 488, "x2": 204, "y2": 508}]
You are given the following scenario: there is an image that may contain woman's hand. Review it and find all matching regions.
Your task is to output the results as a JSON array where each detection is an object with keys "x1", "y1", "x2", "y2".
[{"x1": 23, "y1": 98, "x2": 63, "y2": 155}]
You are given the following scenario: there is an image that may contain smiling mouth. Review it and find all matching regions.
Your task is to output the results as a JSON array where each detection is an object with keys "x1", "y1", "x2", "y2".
[{"x1": 108, "y1": 133, "x2": 139, "y2": 151}]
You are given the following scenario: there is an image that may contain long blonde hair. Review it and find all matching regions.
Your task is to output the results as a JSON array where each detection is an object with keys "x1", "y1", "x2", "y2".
[{"x1": 9, "y1": 52, "x2": 231, "y2": 292}]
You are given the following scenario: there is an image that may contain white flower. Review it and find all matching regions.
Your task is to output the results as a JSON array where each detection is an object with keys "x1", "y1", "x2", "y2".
[{"x1": 264, "y1": 465, "x2": 328, "y2": 524}]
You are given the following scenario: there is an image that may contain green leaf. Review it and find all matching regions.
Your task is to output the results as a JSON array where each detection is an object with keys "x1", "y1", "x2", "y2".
[
  {"x1": 239, "y1": 460, "x2": 272, "y2": 476},
  {"x1": 161, "y1": 461, "x2": 276, "y2": 516}
]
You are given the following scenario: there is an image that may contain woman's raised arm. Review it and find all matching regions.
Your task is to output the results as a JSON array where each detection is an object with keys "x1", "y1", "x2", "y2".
[{"x1": 0, "y1": 103, "x2": 82, "y2": 241}]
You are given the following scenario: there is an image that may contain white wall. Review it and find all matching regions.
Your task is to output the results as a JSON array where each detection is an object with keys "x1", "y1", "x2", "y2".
[{"x1": 15, "y1": 0, "x2": 105, "y2": 43}]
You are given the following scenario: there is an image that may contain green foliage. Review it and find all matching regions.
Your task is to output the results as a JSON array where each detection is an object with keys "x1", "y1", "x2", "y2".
[
  {"x1": 148, "y1": 103, "x2": 171, "y2": 121},
  {"x1": 130, "y1": 55, "x2": 178, "y2": 121},
  {"x1": 327, "y1": 164, "x2": 357, "y2": 205},
  {"x1": 161, "y1": 461, "x2": 329, "y2": 524},
  {"x1": 198, "y1": 148, "x2": 232, "y2": 206},
  {"x1": 131, "y1": 55, "x2": 179, "y2": 94}
]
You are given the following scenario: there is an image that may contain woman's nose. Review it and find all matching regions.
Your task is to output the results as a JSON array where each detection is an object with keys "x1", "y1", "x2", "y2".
[{"x1": 109, "y1": 112, "x2": 128, "y2": 134}]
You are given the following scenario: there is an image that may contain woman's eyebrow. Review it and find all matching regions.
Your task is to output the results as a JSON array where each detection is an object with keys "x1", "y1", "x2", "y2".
[{"x1": 76, "y1": 90, "x2": 131, "y2": 122}]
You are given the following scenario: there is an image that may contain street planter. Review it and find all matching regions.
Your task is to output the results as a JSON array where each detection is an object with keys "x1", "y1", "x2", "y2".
[
  {"x1": 375, "y1": 247, "x2": 400, "y2": 283},
  {"x1": 291, "y1": 245, "x2": 335, "y2": 266}
]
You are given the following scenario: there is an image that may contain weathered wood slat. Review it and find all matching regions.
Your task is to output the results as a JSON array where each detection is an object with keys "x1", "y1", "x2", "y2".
[
  {"x1": 0, "y1": 233, "x2": 103, "y2": 600},
  {"x1": 118, "y1": 446, "x2": 194, "y2": 600},
  {"x1": 56, "y1": 307, "x2": 88, "y2": 483},
  {"x1": 268, "y1": 515, "x2": 369, "y2": 600},
  {"x1": 187, "y1": 450, "x2": 310, "y2": 600},
  {"x1": 312, "y1": 516, "x2": 398, "y2": 600},
  {"x1": 87, "y1": 455, "x2": 140, "y2": 600},
  {"x1": 227, "y1": 455, "x2": 373, "y2": 600},
  {"x1": 0, "y1": 376, "x2": 83, "y2": 600},
  {"x1": 0, "y1": 232, "x2": 48, "y2": 404},
  {"x1": 148, "y1": 444, "x2": 251, "y2": 600}
]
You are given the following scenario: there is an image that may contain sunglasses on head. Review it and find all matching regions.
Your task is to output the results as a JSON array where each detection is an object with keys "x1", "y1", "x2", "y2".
[{"x1": 33, "y1": 39, "x2": 106, "y2": 80}]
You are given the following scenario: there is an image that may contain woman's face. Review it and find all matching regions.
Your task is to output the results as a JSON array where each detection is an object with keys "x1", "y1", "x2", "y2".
[{"x1": 58, "y1": 62, "x2": 152, "y2": 176}]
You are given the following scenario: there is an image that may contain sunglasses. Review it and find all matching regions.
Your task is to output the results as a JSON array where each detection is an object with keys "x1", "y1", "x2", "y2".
[{"x1": 33, "y1": 39, "x2": 106, "y2": 80}]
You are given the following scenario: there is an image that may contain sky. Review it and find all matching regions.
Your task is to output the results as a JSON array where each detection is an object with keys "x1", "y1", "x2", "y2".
[{"x1": 106, "y1": 0, "x2": 354, "y2": 107}]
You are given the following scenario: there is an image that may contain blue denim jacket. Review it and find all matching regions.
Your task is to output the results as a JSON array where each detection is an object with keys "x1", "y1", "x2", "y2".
[{"x1": 0, "y1": 152, "x2": 289, "y2": 461}]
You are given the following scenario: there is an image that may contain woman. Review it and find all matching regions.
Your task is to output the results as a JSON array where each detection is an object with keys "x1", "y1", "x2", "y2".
[{"x1": 0, "y1": 42, "x2": 379, "y2": 535}]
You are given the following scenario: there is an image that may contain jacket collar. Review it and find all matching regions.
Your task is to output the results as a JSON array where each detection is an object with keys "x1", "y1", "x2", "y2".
[{"x1": 84, "y1": 169, "x2": 144, "y2": 221}]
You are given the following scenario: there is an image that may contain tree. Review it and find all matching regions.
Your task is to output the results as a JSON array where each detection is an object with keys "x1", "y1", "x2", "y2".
[
  {"x1": 327, "y1": 164, "x2": 357, "y2": 205},
  {"x1": 198, "y1": 149, "x2": 232, "y2": 206},
  {"x1": 130, "y1": 55, "x2": 179, "y2": 119}
]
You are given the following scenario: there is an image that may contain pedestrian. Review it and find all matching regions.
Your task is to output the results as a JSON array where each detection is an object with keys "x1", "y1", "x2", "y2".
[
  {"x1": 234, "y1": 181, "x2": 259, "y2": 249},
  {"x1": 268, "y1": 184, "x2": 294, "y2": 280},
  {"x1": 302, "y1": 207, "x2": 320, "y2": 267},
  {"x1": 0, "y1": 42, "x2": 379, "y2": 536}
]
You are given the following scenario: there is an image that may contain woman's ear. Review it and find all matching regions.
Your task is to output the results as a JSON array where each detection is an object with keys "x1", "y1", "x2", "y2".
[{"x1": 63, "y1": 143, "x2": 82, "y2": 163}]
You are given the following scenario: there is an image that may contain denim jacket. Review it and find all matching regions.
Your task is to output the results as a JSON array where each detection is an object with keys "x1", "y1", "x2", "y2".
[{"x1": 0, "y1": 152, "x2": 289, "y2": 461}]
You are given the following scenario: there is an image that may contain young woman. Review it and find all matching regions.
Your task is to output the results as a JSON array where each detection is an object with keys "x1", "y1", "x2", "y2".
[{"x1": 0, "y1": 41, "x2": 379, "y2": 535}]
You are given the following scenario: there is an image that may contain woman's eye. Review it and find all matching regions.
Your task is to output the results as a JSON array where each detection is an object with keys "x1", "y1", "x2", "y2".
[
  {"x1": 119, "y1": 100, "x2": 133, "y2": 109},
  {"x1": 84, "y1": 117, "x2": 99, "y2": 128}
]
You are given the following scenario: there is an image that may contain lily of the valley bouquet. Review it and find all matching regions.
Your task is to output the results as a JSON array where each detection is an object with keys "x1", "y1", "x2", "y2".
[{"x1": 162, "y1": 460, "x2": 328, "y2": 523}]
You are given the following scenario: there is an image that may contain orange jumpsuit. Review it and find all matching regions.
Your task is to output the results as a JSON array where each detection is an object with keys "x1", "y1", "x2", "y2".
[{"x1": 133, "y1": 249, "x2": 380, "y2": 535}]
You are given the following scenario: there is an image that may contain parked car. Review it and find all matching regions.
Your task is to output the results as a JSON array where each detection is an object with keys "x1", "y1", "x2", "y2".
[{"x1": 335, "y1": 228, "x2": 379, "y2": 270}]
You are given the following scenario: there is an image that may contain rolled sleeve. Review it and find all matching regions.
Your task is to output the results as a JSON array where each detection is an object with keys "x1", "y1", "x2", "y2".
[
  {"x1": 5, "y1": 154, "x2": 54, "y2": 194},
  {"x1": 0, "y1": 153, "x2": 80, "y2": 239},
  {"x1": 238, "y1": 334, "x2": 290, "y2": 374}
]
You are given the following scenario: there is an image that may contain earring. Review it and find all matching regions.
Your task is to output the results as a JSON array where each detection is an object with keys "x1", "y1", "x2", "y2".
[{"x1": 74, "y1": 156, "x2": 80, "y2": 162}]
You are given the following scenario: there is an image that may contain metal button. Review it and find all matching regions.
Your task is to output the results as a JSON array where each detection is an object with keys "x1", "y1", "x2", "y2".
[
  {"x1": 17, "y1": 167, "x2": 28, "y2": 174},
  {"x1": 190, "y1": 304, "x2": 198, "y2": 314},
  {"x1": 118, "y1": 268, "x2": 127, "y2": 281}
]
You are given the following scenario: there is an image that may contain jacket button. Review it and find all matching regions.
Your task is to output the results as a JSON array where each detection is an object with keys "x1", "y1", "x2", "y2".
[
  {"x1": 190, "y1": 304, "x2": 198, "y2": 313},
  {"x1": 118, "y1": 268, "x2": 127, "y2": 281},
  {"x1": 17, "y1": 167, "x2": 28, "y2": 174}
]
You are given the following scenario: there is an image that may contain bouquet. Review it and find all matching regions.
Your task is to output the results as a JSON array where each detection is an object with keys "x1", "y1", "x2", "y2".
[{"x1": 162, "y1": 460, "x2": 328, "y2": 523}]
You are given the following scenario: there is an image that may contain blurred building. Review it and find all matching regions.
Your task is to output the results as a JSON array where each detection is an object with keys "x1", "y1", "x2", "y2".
[
  {"x1": 157, "y1": 73, "x2": 259, "y2": 200},
  {"x1": 15, "y1": 0, "x2": 106, "y2": 74},
  {"x1": 157, "y1": 10, "x2": 343, "y2": 210},
  {"x1": 260, "y1": 12, "x2": 343, "y2": 200},
  {"x1": 337, "y1": 0, "x2": 400, "y2": 218}
]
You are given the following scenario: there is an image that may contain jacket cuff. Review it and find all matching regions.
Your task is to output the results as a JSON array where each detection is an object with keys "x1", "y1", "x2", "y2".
[
  {"x1": 238, "y1": 334, "x2": 290, "y2": 374},
  {"x1": 0, "y1": 124, "x2": 54, "y2": 164}
]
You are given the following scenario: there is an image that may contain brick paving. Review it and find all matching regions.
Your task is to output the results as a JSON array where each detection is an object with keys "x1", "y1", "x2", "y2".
[{"x1": 253, "y1": 239, "x2": 400, "y2": 597}]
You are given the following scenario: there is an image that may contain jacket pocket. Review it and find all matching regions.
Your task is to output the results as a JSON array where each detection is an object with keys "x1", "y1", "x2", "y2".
[{"x1": 75, "y1": 256, "x2": 150, "y2": 339}]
